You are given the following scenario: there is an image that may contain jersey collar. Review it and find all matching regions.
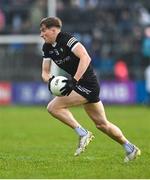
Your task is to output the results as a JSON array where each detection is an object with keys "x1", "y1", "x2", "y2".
[{"x1": 51, "y1": 42, "x2": 57, "y2": 47}]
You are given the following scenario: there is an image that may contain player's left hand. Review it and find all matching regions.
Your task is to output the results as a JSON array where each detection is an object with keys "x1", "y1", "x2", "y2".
[{"x1": 60, "y1": 77, "x2": 77, "y2": 96}]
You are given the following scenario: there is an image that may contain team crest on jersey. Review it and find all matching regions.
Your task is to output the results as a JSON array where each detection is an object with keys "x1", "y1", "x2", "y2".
[{"x1": 60, "y1": 48, "x2": 63, "y2": 52}]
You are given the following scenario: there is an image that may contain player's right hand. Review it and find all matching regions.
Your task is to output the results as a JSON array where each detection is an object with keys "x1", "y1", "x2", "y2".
[{"x1": 48, "y1": 75, "x2": 55, "y2": 92}]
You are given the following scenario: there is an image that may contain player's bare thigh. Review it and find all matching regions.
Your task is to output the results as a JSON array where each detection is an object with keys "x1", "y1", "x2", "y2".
[
  {"x1": 47, "y1": 90, "x2": 88, "y2": 109},
  {"x1": 83, "y1": 101, "x2": 108, "y2": 124}
]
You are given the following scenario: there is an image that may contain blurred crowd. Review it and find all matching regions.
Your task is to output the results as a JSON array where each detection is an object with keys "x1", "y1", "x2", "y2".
[
  {"x1": 0, "y1": 0, "x2": 150, "y2": 82},
  {"x1": 57, "y1": 0, "x2": 150, "y2": 80},
  {"x1": 0, "y1": 0, "x2": 47, "y2": 34}
]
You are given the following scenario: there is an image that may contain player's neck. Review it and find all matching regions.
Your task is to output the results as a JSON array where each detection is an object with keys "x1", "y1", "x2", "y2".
[{"x1": 52, "y1": 30, "x2": 61, "y2": 44}]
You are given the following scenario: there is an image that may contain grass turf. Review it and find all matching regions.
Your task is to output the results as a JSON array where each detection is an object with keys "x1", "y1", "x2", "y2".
[{"x1": 0, "y1": 105, "x2": 150, "y2": 178}]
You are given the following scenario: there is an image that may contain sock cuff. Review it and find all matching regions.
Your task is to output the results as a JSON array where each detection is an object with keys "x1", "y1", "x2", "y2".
[{"x1": 75, "y1": 126, "x2": 88, "y2": 136}]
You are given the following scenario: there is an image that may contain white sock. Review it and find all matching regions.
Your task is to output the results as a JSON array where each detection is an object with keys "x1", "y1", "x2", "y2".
[
  {"x1": 75, "y1": 126, "x2": 88, "y2": 137},
  {"x1": 123, "y1": 142, "x2": 134, "y2": 154}
]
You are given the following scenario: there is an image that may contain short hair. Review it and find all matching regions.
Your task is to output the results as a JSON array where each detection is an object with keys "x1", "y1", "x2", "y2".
[{"x1": 40, "y1": 17, "x2": 62, "y2": 29}]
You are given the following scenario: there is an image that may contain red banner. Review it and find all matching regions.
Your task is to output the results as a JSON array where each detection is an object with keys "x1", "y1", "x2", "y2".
[{"x1": 0, "y1": 82, "x2": 11, "y2": 105}]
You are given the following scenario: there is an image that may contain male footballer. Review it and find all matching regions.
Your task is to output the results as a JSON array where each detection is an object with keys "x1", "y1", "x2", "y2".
[{"x1": 40, "y1": 17, "x2": 141, "y2": 162}]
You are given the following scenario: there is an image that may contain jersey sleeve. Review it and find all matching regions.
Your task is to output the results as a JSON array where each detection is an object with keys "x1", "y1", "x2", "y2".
[
  {"x1": 63, "y1": 33, "x2": 79, "y2": 51},
  {"x1": 42, "y1": 44, "x2": 51, "y2": 61}
]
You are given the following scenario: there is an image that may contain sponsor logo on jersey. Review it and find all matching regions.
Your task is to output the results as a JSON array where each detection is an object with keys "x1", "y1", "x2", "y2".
[{"x1": 55, "y1": 56, "x2": 71, "y2": 65}]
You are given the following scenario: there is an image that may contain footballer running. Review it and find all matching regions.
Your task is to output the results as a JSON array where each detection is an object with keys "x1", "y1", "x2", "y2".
[{"x1": 40, "y1": 17, "x2": 141, "y2": 162}]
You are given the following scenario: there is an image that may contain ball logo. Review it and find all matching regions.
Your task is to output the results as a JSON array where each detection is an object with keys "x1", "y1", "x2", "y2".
[{"x1": 55, "y1": 79, "x2": 59, "y2": 86}]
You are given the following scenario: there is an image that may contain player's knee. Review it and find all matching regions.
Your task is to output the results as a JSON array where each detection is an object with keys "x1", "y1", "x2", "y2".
[
  {"x1": 47, "y1": 103, "x2": 53, "y2": 115},
  {"x1": 47, "y1": 103, "x2": 58, "y2": 116}
]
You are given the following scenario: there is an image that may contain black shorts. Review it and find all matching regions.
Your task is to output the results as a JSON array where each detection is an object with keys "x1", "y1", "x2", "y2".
[{"x1": 74, "y1": 76, "x2": 100, "y2": 103}]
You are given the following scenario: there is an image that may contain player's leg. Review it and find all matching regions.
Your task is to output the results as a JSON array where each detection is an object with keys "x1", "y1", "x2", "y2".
[
  {"x1": 84, "y1": 101, "x2": 141, "y2": 162},
  {"x1": 47, "y1": 90, "x2": 94, "y2": 155},
  {"x1": 47, "y1": 90, "x2": 87, "y2": 128},
  {"x1": 84, "y1": 101, "x2": 128, "y2": 144}
]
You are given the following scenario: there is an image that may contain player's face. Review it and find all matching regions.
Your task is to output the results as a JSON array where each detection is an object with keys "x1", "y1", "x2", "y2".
[{"x1": 40, "y1": 25, "x2": 56, "y2": 43}]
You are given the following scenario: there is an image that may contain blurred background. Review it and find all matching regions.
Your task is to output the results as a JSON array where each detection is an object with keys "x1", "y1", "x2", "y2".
[{"x1": 0, "y1": 0, "x2": 150, "y2": 106}]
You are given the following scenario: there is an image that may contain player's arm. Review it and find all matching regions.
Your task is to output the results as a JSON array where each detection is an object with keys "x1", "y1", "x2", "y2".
[
  {"x1": 41, "y1": 59, "x2": 51, "y2": 82},
  {"x1": 72, "y1": 42, "x2": 91, "y2": 81},
  {"x1": 60, "y1": 43, "x2": 91, "y2": 96}
]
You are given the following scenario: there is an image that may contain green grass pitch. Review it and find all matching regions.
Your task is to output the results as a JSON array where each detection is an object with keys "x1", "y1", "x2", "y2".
[{"x1": 0, "y1": 105, "x2": 150, "y2": 178}]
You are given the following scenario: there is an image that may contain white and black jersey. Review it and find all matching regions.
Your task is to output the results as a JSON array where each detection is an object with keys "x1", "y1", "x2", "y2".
[
  {"x1": 42, "y1": 32, "x2": 95, "y2": 81},
  {"x1": 42, "y1": 32, "x2": 100, "y2": 103}
]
